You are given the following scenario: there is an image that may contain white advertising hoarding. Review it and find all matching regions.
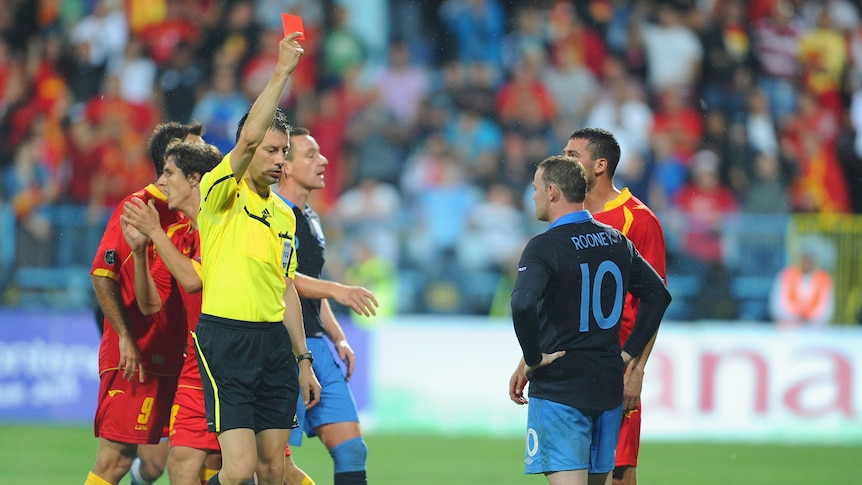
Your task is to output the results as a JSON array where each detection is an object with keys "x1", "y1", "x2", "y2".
[{"x1": 367, "y1": 318, "x2": 862, "y2": 443}]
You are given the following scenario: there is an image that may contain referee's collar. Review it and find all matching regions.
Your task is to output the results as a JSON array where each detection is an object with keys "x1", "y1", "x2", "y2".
[{"x1": 547, "y1": 210, "x2": 592, "y2": 231}]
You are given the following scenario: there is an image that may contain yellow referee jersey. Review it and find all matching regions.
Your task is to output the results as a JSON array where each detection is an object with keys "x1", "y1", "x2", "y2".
[{"x1": 198, "y1": 154, "x2": 298, "y2": 322}]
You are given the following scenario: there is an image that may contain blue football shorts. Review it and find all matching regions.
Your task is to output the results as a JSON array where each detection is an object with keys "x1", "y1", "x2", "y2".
[
  {"x1": 525, "y1": 397, "x2": 623, "y2": 475},
  {"x1": 289, "y1": 337, "x2": 360, "y2": 446}
]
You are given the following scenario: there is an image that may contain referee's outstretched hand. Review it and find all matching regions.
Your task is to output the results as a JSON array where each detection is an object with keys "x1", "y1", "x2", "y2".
[{"x1": 276, "y1": 32, "x2": 305, "y2": 77}]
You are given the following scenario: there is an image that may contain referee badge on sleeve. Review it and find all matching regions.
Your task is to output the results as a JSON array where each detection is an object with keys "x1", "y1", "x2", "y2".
[{"x1": 278, "y1": 232, "x2": 293, "y2": 270}]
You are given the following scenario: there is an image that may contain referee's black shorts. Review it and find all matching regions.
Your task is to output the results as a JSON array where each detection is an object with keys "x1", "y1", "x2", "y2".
[{"x1": 193, "y1": 314, "x2": 299, "y2": 434}]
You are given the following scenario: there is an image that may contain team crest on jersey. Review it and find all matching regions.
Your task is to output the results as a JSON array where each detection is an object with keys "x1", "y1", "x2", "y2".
[{"x1": 104, "y1": 249, "x2": 116, "y2": 265}]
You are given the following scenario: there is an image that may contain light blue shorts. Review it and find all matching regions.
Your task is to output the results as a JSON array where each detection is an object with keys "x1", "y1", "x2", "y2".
[
  {"x1": 289, "y1": 337, "x2": 360, "y2": 446},
  {"x1": 525, "y1": 397, "x2": 623, "y2": 475}
]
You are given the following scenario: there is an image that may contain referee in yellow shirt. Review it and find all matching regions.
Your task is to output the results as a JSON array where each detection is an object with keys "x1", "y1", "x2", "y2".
[{"x1": 192, "y1": 32, "x2": 321, "y2": 485}]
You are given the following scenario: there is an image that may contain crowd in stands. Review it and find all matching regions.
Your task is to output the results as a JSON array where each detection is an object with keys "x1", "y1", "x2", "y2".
[{"x1": 2, "y1": 0, "x2": 862, "y2": 321}]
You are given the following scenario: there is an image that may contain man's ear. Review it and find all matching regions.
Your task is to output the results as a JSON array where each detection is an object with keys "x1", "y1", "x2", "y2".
[
  {"x1": 594, "y1": 157, "x2": 608, "y2": 176},
  {"x1": 548, "y1": 183, "x2": 559, "y2": 202},
  {"x1": 189, "y1": 173, "x2": 202, "y2": 187}
]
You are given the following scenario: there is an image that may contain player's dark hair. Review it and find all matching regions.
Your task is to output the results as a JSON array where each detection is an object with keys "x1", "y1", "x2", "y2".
[
  {"x1": 235, "y1": 107, "x2": 293, "y2": 143},
  {"x1": 164, "y1": 139, "x2": 222, "y2": 179},
  {"x1": 148, "y1": 121, "x2": 203, "y2": 176},
  {"x1": 538, "y1": 155, "x2": 587, "y2": 203},
  {"x1": 286, "y1": 127, "x2": 311, "y2": 160},
  {"x1": 568, "y1": 127, "x2": 621, "y2": 179}
]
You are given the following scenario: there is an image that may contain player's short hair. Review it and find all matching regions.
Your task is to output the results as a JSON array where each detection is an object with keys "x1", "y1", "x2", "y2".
[
  {"x1": 148, "y1": 121, "x2": 204, "y2": 176},
  {"x1": 286, "y1": 127, "x2": 311, "y2": 160},
  {"x1": 538, "y1": 155, "x2": 587, "y2": 203},
  {"x1": 568, "y1": 127, "x2": 622, "y2": 179},
  {"x1": 235, "y1": 107, "x2": 292, "y2": 143},
  {"x1": 164, "y1": 139, "x2": 222, "y2": 179}
]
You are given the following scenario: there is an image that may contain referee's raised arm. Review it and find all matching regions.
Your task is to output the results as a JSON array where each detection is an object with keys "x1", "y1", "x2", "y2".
[{"x1": 228, "y1": 31, "x2": 304, "y2": 181}]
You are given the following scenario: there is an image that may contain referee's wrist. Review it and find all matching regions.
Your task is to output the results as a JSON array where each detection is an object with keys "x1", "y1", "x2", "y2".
[{"x1": 296, "y1": 351, "x2": 314, "y2": 365}]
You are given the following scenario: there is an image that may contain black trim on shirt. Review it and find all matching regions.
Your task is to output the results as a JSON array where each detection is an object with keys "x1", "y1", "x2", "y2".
[{"x1": 204, "y1": 174, "x2": 234, "y2": 202}]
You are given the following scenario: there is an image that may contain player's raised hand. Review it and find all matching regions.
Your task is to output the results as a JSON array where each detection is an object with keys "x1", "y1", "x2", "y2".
[
  {"x1": 120, "y1": 215, "x2": 148, "y2": 252},
  {"x1": 122, "y1": 197, "x2": 160, "y2": 238},
  {"x1": 277, "y1": 32, "x2": 305, "y2": 77}
]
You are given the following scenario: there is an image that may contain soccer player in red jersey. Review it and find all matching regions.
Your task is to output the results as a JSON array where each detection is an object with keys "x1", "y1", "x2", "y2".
[
  {"x1": 121, "y1": 140, "x2": 223, "y2": 485},
  {"x1": 510, "y1": 127, "x2": 667, "y2": 485},
  {"x1": 86, "y1": 122, "x2": 204, "y2": 485}
]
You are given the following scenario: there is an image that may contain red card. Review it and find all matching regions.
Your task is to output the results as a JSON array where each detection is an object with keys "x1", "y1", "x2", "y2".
[{"x1": 281, "y1": 13, "x2": 305, "y2": 40}]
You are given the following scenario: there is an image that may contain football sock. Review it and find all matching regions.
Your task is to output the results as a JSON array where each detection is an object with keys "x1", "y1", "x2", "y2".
[
  {"x1": 85, "y1": 471, "x2": 111, "y2": 485},
  {"x1": 334, "y1": 471, "x2": 367, "y2": 485},
  {"x1": 301, "y1": 475, "x2": 316, "y2": 485},
  {"x1": 200, "y1": 467, "x2": 219, "y2": 485}
]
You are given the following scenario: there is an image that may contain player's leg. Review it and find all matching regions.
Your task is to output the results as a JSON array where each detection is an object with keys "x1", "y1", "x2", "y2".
[
  {"x1": 167, "y1": 446, "x2": 209, "y2": 485},
  {"x1": 131, "y1": 440, "x2": 169, "y2": 484},
  {"x1": 284, "y1": 445, "x2": 315, "y2": 485},
  {"x1": 317, "y1": 422, "x2": 366, "y2": 485},
  {"x1": 612, "y1": 467, "x2": 636, "y2": 485},
  {"x1": 301, "y1": 338, "x2": 366, "y2": 484},
  {"x1": 169, "y1": 386, "x2": 223, "y2": 484},
  {"x1": 547, "y1": 469, "x2": 589, "y2": 485},
  {"x1": 87, "y1": 438, "x2": 137, "y2": 485},
  {"x1": 589, "y1": 406, "x2": 623, "y2": 485},
  {"x1": 612, "y1": 405, "x2": 641, "y2": 485},
  {"x1": 587, "y1": 471, "x2": 612, "y2": 485},
  {"x1": 202, "y1": 453, "x2": 223, "y2": 485}
]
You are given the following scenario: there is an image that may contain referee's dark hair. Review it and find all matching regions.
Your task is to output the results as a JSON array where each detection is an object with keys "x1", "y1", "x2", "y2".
[
  {"x1": 538, "y1": 155, "x2": 588, "y2": 204},
  {"x1": 147, "y1": 121, "x2": 204, "y2": 176},
  {"x1": 235, "y1": 107, "x2": 293, "y2": 143},
  {"x1": 568, "y1": 127, "x2": 622, "y2": 178}
]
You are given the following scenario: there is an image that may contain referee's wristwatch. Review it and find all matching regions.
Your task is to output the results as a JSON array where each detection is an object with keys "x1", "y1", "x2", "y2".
[{"x1": 296, "y1": 351, "x2": 314, "y2": 365}]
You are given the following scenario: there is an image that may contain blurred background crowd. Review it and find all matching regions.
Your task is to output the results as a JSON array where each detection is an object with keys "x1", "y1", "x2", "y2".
[{"x1": 1, "y1": 0, "x2": 862, "y2": 324}]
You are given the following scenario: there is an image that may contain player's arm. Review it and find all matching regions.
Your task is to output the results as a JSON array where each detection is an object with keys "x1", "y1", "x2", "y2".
[
  {"x1": 510, "y1": 241, "x2": 565, "y2": 379},
  {"x1": 623, "y1": 247, "x2": 671, "y2": 362},
  {"x1": 229, "y1": 33, "x2": 303, "y2": 180},
  {"x1": 121, "y1": 216, "x2": 163, "y2": 316},
  {"x1": 91, "y1": 275, "x2": 145, "y2": 383},
  {"x1": 624, "y1": 213, "x2": 668, "y2": 408},
  {"x1": 125, "y1": 198, "x2": 202, "y2": 293},
  {"x1": 283, "y1": 277, "x2": 321, "y2": 409},
  {"x1": 294, "y1": 272, "x2": 378, "y2": 317}
]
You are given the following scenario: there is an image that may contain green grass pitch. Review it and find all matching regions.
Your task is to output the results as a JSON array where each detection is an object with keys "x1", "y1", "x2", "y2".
[{"x1": 0, "y1": 424, "x2": 857, "y2": 484}]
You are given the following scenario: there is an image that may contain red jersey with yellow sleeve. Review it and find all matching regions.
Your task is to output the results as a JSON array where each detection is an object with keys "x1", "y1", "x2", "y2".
[
  {"x1": 90, "y1": 184, "x2": 187, "y2": 377},
  {"x1": 593, "y1": 188, "x2": 667, "y2": 345}
]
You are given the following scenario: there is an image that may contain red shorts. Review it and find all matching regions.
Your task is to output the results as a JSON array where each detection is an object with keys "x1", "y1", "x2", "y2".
[
  {"x1": 615, "y1": 403, "x2": 641, "y2": 468},
  {"x1": 169, "y1": 384, "x2": 220, "y2": 451},
  {"x1": 94, "y1": 369, "x2": 178, "y2": 444}
]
